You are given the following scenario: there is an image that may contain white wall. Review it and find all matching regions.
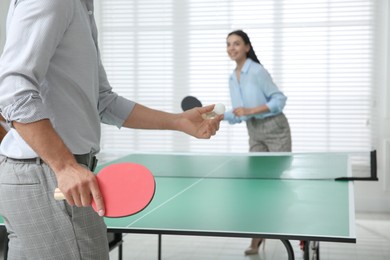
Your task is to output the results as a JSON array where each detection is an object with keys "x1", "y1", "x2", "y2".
[
  {"x1": 355, "y1": 0, "x2": 390, "y2": 212},
  {"x1": 0, "y1": 0, "x2": 389, "y2": 213}
]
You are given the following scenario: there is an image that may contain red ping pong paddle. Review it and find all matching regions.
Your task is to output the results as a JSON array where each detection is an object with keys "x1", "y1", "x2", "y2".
[{"x1": 54, "y1": 162, "x2": 156, "y2": 218}]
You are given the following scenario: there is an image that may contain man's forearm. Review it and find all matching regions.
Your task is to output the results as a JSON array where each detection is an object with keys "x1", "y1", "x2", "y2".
[
  {"x1": 0, "y1": 126, "x2": 6, "y2": 142},
  {"x1": 13, "y1": 119, "x2": 78, "y2": 172},
  {"x1": 122, "y1": 103, "x2": 180, "y2": 130},
  {"x1": 122, "y1": 103, "x2": 222, "y2": 140},
  {"x1": 0, "y1": 115, "x2": 7, "y2": 141}
]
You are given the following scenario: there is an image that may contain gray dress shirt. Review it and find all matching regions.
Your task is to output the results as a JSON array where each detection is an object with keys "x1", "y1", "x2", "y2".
[{"x1": 0, "y1": 0, "x2": 135, "y2": 158}]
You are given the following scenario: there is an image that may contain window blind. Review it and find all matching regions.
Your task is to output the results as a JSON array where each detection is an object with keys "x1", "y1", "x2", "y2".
[{"x1": 97, "y1": 0, "x2": 377, "y2": 155}]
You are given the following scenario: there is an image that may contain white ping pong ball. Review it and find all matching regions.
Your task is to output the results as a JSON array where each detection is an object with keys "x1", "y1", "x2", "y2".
[{"x1": 213, "y1": 103, "x2": 226, "y2": 115}]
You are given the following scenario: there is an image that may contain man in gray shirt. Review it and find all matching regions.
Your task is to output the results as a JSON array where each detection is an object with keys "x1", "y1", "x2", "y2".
[{"x1": 0, "y1": 0, "x2": 223, "y2": 259}]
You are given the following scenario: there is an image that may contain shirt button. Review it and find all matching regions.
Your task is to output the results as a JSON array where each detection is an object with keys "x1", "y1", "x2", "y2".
[{"x1": 88, "y1": 10, "x2": 93, "y2": 15}]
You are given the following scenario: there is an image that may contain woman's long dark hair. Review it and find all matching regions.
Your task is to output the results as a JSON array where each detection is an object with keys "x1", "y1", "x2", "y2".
[{"x1": 227, "y1": 30, "x2": 261, "y2": 65}]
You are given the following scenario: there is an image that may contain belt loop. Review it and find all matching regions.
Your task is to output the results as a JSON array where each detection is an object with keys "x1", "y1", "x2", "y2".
[
  {"x1": 35, "y1": 157, "x2": 41, "y2": 165},
  {"x1": 73, "y1": 152, "x2": 97, "y2": 171},
  {"x1": 91, "y1": 156, "x2": 98, "y2": 172}
]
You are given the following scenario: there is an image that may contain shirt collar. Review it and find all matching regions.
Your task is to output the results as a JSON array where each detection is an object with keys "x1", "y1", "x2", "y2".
[
  {"x1": 230, "y1": 58, "x2": 253, "y2": 81},
  {"x1": 240, "y1": 58, "x2": 252, "y2": 74}
]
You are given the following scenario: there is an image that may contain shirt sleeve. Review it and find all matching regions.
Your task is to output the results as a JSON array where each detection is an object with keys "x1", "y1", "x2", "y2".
[
  {"x1": 256, "y1": 67, "x2": 287, "y2": 114},
  {"x1": 223, "y1": 110, "x2": 242, "y2": 124},
  {"x1": 0, "y1": 0, "x2": 74, "y2": 125},
  {"x1": 96, "y1": 57, "x2": 136, "y2": 128}
]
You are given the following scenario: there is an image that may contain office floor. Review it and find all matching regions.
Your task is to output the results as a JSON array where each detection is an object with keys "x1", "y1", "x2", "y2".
[
  {"x1": 1, "y1": 213, "x2": 389, "y2": 260},
  {"x1": 108, "y1": 212, "x2": 390, "y2": 260}
]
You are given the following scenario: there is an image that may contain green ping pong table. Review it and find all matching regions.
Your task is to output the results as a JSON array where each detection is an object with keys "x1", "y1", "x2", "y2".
[{"x1": 1, "y1": 152, "x2": 372, "y2": 260}]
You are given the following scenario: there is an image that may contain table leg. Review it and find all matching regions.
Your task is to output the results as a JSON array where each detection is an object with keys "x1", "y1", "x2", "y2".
[
  {"x1": 304, "y1": 241, "x2": 320, "y2": 260},
  {"x1": 158, "y1": 234, "x2": 162, "y2": 260},
  {"x1": 118, "y1": 242, "x2": 123, "y2": 260},
  {"x1": 0, "y1": 227, "x2": 8, "y2": 260},
  {"x1": 281, "y1": 239, "x2": 295, "y2": 260},
  {"x1": 108, "y1": 232, "x2": 123, "y2": 260}
]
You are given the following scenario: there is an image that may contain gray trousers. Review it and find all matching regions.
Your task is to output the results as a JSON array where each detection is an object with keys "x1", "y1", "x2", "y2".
[
  {"x1": 246, "y1": 113, "x2": 292, "y2": 152},
  {"x1": 0, "y1": 157, "x2": 109, "y2": 260}
]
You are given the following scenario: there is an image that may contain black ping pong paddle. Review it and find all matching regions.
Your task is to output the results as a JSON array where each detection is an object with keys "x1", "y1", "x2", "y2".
[{"x1": 181, "y1": 96, "x2": 202, "y2": 111}]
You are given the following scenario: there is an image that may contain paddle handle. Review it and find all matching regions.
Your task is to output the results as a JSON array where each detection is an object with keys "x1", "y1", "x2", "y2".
[{"x1": 54, "y1": 188, "x2": 65, "y2": 200}]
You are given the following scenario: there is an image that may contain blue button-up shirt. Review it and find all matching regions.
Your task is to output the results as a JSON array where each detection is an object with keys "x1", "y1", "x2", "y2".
[{"x1": 224, "y1": 58, "x2": 287, "y2": 124}]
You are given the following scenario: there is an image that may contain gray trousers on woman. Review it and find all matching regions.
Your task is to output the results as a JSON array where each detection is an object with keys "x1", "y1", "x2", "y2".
[
  {"x1": 0, "y1": 157, "x2": 109, "y2": 260},
  {"x1": 246, "y1": 113, "x2": 292, "y2": 152}
]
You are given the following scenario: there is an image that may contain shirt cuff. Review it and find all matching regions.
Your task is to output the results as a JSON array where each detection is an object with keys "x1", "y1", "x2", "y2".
[
  {"x1": 223, "y1": 111, "x2": 242, "y2": 124},
  {"x1": 100, "y1": 95, "x2": 136, "y2": 128},
  {"x1": 2, "y1": 93, "x2": 50, "y2": 126}
]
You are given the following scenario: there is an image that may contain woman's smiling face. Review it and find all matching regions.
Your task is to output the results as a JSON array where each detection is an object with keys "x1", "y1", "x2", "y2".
[{"x1": 226, "y1": 34, "x2": 250, "y2": 63}]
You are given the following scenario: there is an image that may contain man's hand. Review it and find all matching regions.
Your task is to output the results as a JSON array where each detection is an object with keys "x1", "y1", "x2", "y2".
[
  {"x1": 55, "y1": 163, "x2": 105, "y2": 216},
  {"x1": 177, "y1": 104, "x2": 223, "y2": 139}
]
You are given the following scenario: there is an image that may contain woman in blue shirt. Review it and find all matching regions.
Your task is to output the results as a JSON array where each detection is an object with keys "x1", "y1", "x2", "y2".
[{"x1": 224, "y1": 30, "x2": 292, "y2": 255}]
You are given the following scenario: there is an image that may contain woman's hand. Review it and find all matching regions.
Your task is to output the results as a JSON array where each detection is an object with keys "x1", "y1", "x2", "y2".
[{"x1": 233, "y1": 107, "x2": 254, "y2": 117}]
